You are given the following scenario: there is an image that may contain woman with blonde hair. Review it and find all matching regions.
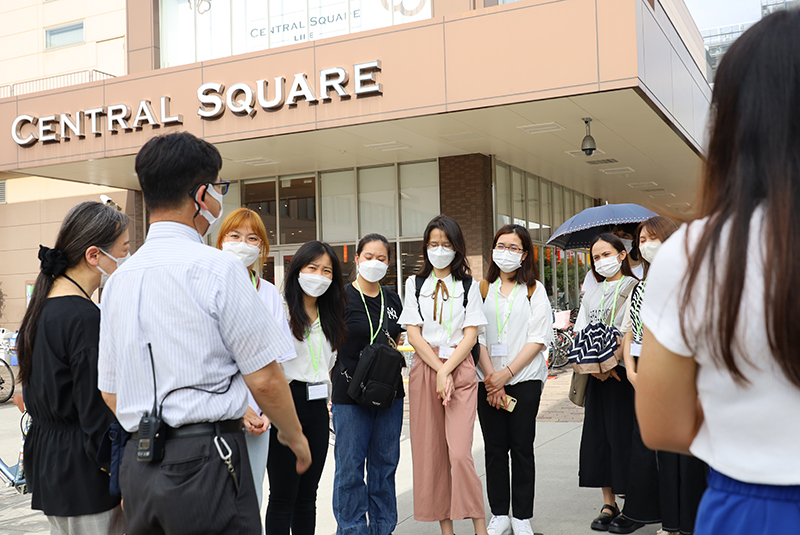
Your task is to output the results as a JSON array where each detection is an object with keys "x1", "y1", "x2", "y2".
[{"x1": 216, "y1": 208, "x2": 297, "y2": 511}]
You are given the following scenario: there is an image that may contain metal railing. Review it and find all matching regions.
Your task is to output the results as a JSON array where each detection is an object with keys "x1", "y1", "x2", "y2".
[{"x1": 1, "y1": 69, "x2": 115, "y2": 99}]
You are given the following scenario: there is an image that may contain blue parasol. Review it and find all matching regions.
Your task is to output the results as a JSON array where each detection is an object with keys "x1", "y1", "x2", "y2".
[{"x1": 546, "y1": 203, "x2": 658, "y2": 250}]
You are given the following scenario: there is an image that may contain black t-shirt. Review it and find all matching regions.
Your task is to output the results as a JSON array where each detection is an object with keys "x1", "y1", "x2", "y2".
[{"x1": 331, "y1": 283, "x2": 404, "y2": 405}]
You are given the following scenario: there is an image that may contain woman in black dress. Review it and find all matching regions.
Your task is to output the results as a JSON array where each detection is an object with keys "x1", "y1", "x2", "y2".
[{"x1": 16, "y1": 201, "x2": 130, "y2": 534}]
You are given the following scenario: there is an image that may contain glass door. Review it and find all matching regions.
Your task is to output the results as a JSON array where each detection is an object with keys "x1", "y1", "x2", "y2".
[{"x1": 263, "y1": 246, "x2": 301, "y2": 291}]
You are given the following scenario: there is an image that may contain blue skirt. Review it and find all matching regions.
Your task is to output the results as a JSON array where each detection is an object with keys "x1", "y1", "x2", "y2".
[{"x1": 695, "y1": 469, "x2": 800, "y2": 535}]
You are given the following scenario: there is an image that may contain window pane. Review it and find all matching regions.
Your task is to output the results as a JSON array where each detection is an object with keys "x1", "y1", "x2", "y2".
[
  {"x1": 309, "y1": 0, "x2": 350, "y2": 41},
  {"x1": 270, "y1": 0, "x2": 308, "y2": 48},
  {"x1": 279, "y1": 175, "x2": 317, "y2": 244},
  {"x1": 208, "y1": 181, "x2": 241, "y2": 246},
  {"x1": 46, "y1": 22, "x2": 84, "y2": 49},
  {"x1": 330, "y1": 244, "x2": 357, "y2": 284},
  {"x1": 540, "y1": 180, "x2": 552, "y2": 242},
  {"x1": 527, "y1": 174, "x2": 540, "y2": 243},
  {"x1": 512, "y1": 168, "x2": 525, "y2": 225},
  {"x1": 400, "y1": 161, "x2": 439, "y2": 237},
  {"x1": 542, "y1": 246, "x2": 555, "y2": 307},
  {"x1": 564, "y1": 189, "x2": 575, "y2": 221},
  {"x1": 160, "y1": 0, "x2": 195, "y2": 67},
  {"x1": 400, "y1": 240, "x2": 425, "y2": 300},
  {"x1": 233, "y1": 0, "x2": 270, "y2": 55},
  {"x1": 585, "y1": 194, "x2": 594, "y2": 211},
  {"x1": 358, "y1": 166, "x2": 396, "y2": 238},
  {"x1": 552, "y1": 184, "x2": 564, "y2": 234},
  {"x1": 321, "y1": 170, "x2": 356, "y2": 243},
  {"x1": 196, "y1": 0, "x2": 231, "y2": 62},
  {"x1": 352, "y1": 0, "x2": 393, "y2": 32},
  {"x1": 243, "y1": 179, "x2": 277, "y2": 245},
  {"x1": 496, "y1": 164, "x2": 511, "y2": 231}
]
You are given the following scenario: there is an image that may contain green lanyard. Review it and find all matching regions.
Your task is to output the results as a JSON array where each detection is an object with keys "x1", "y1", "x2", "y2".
[
  {"x1": 249, "y1": 270, "x2": 258, "y2": 290},
  {"x1": 355, "y1": 281, "x2": 384, "y2": 344},
  {"x1": 600, "y1": 275, "x2": 626, "y2": 326},
  {"x1": 495, "y1": 281, "x2": 518, "y2": 341},
  {"x1": 304, "y1": 306, "x2": 322, "y2": 380}
]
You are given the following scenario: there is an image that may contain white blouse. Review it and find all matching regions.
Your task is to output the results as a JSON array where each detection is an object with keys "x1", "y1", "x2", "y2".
[
  {"x1": 281, "y1": 315, "x2": 335, "y2": 387},
  {"x1": 477, "y1": 280, "x2": 553, "y2": 385},
  {"x1": 575, "y1": 275, "x2": 637, "y2": 368},
  {"x1": 398, "y1": 274, "x2": 488, "y2": 353}
]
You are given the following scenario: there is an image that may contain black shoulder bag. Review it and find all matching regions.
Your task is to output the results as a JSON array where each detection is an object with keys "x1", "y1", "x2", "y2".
[{"x1": 347, "y1": 287, "x2": 406, "y2": 409}]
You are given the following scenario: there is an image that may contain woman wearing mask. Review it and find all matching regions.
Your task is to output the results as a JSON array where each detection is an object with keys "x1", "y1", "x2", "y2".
[
  {"x1": 17, "y1": 201, "x2": 130, "y2": 534},
  {"x1": 331, "y1": 234, "x2": 404, "y2": 535},
  {"x1": 477, "y1": 225, "x2": 553, "y2": 535},
  {"x1": 617, "y1": 216, "x2": 706, "y2": 535},
  {"x1": 398, "y1": 215, "x2": 489, "y2": 535},
  {"x1": 637, "y1": 12, "x2": 800, "y2": 535},
  {"x1": 265, "y1": 241, "x2": 347, "y2": 535},
  {"x1": 215, "y1": 208, "x2": 297, "y2": 512},
  {"x1": 575, "y1": 233, "x2": 639, "y2": 531}
]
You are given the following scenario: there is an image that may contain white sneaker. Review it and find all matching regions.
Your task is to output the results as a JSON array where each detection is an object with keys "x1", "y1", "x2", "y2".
[
  {"x1": 486, "y1": 515, "x2": 512, "y2": 535},
  {"x1": 511, "y1": 517, "x2": 533, "y2": 535}
]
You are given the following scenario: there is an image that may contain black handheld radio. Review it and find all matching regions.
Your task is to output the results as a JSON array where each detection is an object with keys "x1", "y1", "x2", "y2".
[{"x1": 137, "y1": 343, "x2": 166, "y2": 462}]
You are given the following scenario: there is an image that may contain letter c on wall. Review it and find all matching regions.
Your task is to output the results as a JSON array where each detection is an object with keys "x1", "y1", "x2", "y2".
[{"x1": 12, "y1": 114, "x2": 38, "y2": 146}]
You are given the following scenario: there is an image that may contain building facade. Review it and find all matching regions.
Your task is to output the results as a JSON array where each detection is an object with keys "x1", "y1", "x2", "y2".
[{"x1": 0, "y1": 0, "x2": 711, "y2": 330}]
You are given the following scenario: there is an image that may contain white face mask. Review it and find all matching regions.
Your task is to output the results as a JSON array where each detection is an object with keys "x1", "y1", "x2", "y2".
[
  {"x1": 594, "y1": 255, "x2": 622, "y2": 279},
  {"x1": 639, "y1": 240, "x2": 662, "y2": 264},
  {"x1": 492, "y1": 249, "x2": 523, "y2": 274},
  {"x1": 427, "y1": 246, "x2": 456, "y2": 270},
  {"x1": 298, "y1": 272, "x2": 332, "y2": 297},
  {"x1": 357, "y1": 259, "x2": 388, "y2": 283},
  {"x1": 198, "y1": 185, "x2": 224, "y2": 238},
  {"x1": 97, "y1": 249, "x2": 130, "y2": 288},
  {"x1": 222, "y1": 241, "x2": 261, "y2": 268},
  {"x1": 620, "y1": 238, "x2": 633, "y2": 254}
]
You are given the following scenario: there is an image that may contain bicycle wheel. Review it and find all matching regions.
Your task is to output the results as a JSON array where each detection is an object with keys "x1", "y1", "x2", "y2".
[
  {"x1": 552, "y1": 333, "x2": 572, "y2": 369},
  {"x1": 0, "y1": 360, "x2": 14, "y2": 403}
]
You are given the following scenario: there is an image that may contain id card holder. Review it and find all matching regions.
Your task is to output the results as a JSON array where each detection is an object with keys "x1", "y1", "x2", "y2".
[
  {"x1": 306, "y1": 382, "x2": 328, "y2": 401},
  {"x1": 630, "y1": 343, "x2": 643, "y2": 357},
  {"x1": 438, "y1": 346, "x2": 455, "y2": 359},
  {"x1": 490, "y1": 344, "x2": 508, "y2": 357}
]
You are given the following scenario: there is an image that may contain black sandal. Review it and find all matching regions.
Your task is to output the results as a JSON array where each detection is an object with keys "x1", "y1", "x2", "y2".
[{"x1": 590, "y1": 503, "x2": 619, "y2": 532}]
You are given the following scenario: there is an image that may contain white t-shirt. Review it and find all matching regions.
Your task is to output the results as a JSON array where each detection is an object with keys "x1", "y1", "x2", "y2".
[
  {"x1": 575, "y1": 275, "x2": 637, "y2": 368},
  {"x1": 247, "y1": 278, "x2": 297, "y2": 415},
  {"x1": 642, "y1": 209, "x2": 800, "y2": 485},
  {"x1": 398, "y1": 274, "x2": 488, "y2": 353},
  {"x1": 477, "y1": 280, "x2": 553, "y2": 385},
  {"x1": 582, "y1": 263, "x2": 644, "y2": 294},
  {"x1": 280, "y1": 314, "x2": 335, "y2": 388}
]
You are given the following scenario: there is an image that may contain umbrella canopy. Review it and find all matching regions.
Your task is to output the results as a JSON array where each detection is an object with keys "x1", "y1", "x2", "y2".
[{"x1": 546, "y1": 203, "x2": 657, "y2": 250}]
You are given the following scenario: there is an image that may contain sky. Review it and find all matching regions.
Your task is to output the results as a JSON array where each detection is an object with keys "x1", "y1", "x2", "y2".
[{"x1": 683, "y1": 0, "x2": 762, "y2": 30}]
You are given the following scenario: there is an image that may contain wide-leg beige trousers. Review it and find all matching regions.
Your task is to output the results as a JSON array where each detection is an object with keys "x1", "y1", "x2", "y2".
[{"x1": 409, "y1": 353, "x2": 485, "y2": 522}]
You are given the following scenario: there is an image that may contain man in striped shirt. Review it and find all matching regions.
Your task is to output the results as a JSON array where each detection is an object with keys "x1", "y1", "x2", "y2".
[{"x1": 98, "y1": 132, "x2": 310, "y2": 534}]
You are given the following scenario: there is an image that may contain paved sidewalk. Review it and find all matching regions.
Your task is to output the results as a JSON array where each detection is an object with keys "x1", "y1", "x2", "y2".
[{"x1": 0, "y1": 367, "x2": 663, "y2": 535}]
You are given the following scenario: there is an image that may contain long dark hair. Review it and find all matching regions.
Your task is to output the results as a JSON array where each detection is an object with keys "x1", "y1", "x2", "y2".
[
  {"x1": 17, "y1": 201, "x2": 130, "y2": 386},
  {"x1": 284, "y1": 241, "x2": 347, "y2": 350},
  {"x1": 680, "y1": 10, "x2": 800, "y2": 387},
  {"x1": 636, "y1": 216, "x2": 678, "y2": 278},
  {"x1": 589, "y1": 233, "x2": 639, "y2": 283},
  {"x1": 486, "y1": 224, "x2": 539, "y2": 286},
  {"x1": 417, "y1": 215, "x2": 472, "y2": 281}
]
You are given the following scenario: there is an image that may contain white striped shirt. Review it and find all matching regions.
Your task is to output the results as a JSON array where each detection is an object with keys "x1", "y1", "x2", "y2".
[{"x1": 98, "y1": 222, "x2": 293, "y2": 432}]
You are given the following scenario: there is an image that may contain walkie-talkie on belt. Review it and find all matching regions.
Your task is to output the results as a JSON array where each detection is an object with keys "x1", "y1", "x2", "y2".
[{"x1": 137, "y1": 343, "x2": 166, "y2": 462}]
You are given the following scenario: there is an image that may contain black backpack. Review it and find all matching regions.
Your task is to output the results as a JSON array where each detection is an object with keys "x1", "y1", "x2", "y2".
[
  {"x1": 347, "y1": 326, "x2": 406, "y2": 410},
  {"x1": 414, "y1": 275, "x2": 481, "y2": 363}
]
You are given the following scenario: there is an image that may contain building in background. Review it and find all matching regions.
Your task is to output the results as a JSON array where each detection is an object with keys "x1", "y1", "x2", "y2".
[
  {"x1": 702, "y1": 0, "x2": 798, "y2": 81},
  {"x1": 1, "y1": 0, "x2": 711, "y2": 330}
]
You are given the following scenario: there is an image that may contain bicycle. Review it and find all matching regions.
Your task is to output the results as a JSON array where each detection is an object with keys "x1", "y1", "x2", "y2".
[
  {"x1": 0, "y1": 349, "x2": 15, "y2": 404},
  {"x1": 549, "y1": 309, "x2": 576, "y2": 370},
  {"x1": 0, "y1": 411, "x2": 30, "y2": 494}
]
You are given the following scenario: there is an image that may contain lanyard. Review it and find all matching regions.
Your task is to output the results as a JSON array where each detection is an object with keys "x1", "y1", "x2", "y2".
[
  {"x1": 355, "y1": 281, "x2": 384, "y2": 344},
  {"x1": 600, "y1": 275, "x2": 626, "y2": 326},
  {"x1": 495, "y1": 281, "x2": 518, "y2": 341},
  {"x1": 304, "y1": 306, "x2": 322, "y2": 380},
  {"x1": 249, "y1": 270, "x2": 258, "y2": 290}
]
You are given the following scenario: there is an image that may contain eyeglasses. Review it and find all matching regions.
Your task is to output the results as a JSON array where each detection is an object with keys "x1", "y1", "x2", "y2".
[
  {"x1": 189, "y1": 180, "x2": 231, "y2": 198},
  {"x1": 495, "y1": 243, "x2": 524, "y2": 253},
  {"x1": 225, "y1": 232, "x2": 262, "y2": 246}
]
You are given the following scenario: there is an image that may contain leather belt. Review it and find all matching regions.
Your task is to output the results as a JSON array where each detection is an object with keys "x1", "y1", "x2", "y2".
[{"x1": 131, "y1": 419, "x2": 243, "y2": 441}]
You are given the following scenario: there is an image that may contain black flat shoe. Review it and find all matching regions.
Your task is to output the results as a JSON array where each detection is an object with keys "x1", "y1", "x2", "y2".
[
  {"x1": 591, "y1": 504, "x2": 619, "y2": 532},
  {"x1": 608, "y1": 515, "x2": 645, "y2": 534}
]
